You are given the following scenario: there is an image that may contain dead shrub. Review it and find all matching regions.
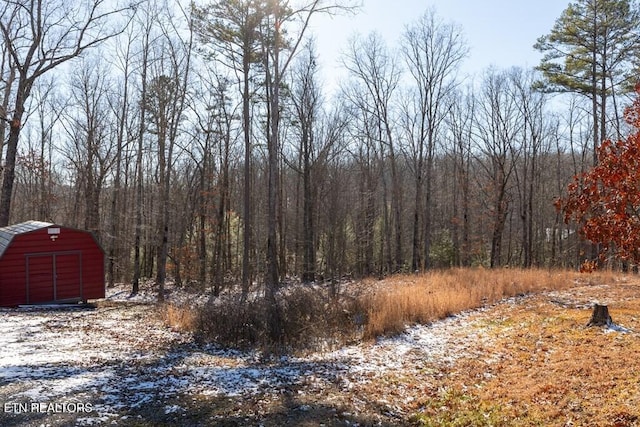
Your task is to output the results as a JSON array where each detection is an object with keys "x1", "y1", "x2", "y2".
[
  {"x1": 195, "y1": 287, "x2": 367, "y2": 352},
  {"x1": 161, "y1": 303, "x2": 199, "y2": 333},
  {"x1": 171, "y1": 268, "x2": 590, "y2": 351},
  {"x1": 196, "y1": 296, "x2": 266, "y2": 348}
]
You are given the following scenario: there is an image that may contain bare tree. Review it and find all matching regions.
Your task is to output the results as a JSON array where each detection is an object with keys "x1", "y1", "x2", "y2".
[
  {"x1": 186, "y1": 68, "x2": 219, "y2": 289},
  {"x1": 131, "y1": 4, "x2": 153, "y2": 296},
  {"x1": 192, "y1": 0, "x2": 264, "y2": 297},
  {"x1": 509, "y1": 68, "x2": 548, "y2": 267},
  {"x1": 315, "y1": 104, "x2": 349, "y2": 291},
  {"x1": 62, "y1": 58, "x2": 116, "y2": 241},
  {"x1": 142, "y1": 6, "x2": 193, "y2": 302},
  {"x1": 197, "y1": 73, "x2": 236, "y2": 297},
  {"x1": 343, "y1": 32, "x2": 403, "y2": 273},
  {"x1": 106, "y1": 24, "x2": 137, "y2": 287},
  {"x1": 446, "y1": 87, "x2": 475, "y2": 266},
  {"x1": 474, "y1": 68, "x2": 523, "y2": 268},
  {"x1": 0, "y1": 0, "x2": 135, "y2": 226},
  {"x1": 29, "y1": 76, "x2": 63, "y2": 221},
  {"x1": 289, "y1": 42, "x2": 321, "y2": 283},
  {"x1": 401, "y1": 8, "x2": 467, "y2": 271},
  {"x1": 0, "y1": 17, "x2": 18, "y2": 174},
  {"x1": 258, "y1": 0, "x2": 355, "y2": 342},
  {"x1": 12, "y1": 77, "x2": 61, "y2": 222}
]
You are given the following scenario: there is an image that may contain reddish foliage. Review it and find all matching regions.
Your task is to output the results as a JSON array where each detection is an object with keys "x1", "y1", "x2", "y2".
[{"x1": 557, "y1": 86, "x2": 640, "y2": 266}]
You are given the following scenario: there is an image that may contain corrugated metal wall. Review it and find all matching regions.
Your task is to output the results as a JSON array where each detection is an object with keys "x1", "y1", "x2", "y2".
[{"x1": 0, "y1": 224, "x2": 104, "y2": 306}]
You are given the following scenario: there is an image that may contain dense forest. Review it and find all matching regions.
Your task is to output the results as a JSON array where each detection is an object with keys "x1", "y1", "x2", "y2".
[{"x1": 1, "y1": 0, "x2": 640, "y2": 295}]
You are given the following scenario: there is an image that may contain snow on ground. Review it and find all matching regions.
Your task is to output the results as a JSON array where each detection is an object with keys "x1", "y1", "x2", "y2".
[{"x1": 0, "y1": 283, "x2": 495, "y2": 426}]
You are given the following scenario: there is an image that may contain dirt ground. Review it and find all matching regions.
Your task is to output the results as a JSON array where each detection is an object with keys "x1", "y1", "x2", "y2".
[{"x1": 1, "y1": 277, "x2": 639, "y2": 426}]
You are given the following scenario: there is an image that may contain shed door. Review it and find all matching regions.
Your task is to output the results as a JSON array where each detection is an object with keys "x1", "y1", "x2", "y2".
[
  {"x1": 55, "y1": 253, "x2": 82, "y2": 300},
  {"x1": 26, "y1": 255, "x2": 54, "y2": 303},
  {"x1": 26, "y1": 252, "x2": 82, "y2": 303}
]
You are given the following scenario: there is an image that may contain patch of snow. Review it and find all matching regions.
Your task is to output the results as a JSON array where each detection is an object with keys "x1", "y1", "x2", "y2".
[
  {"x1": 604, "y1": 323, "x2": 631, "y2": 333},
  {"x1": 0, "y1": 289, "x2": 495, "y2": 425},
  {"x1": 164, "y1": 404, "x2": 183, "y2": 414}
]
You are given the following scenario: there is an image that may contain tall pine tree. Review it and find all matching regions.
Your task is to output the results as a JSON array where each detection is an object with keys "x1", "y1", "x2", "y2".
[{"x1": 534, "y1": 0, "x2": 640, "y2": 165}]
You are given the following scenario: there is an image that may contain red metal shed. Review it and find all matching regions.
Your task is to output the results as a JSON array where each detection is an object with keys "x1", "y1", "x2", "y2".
[{"x1": 0, "y1": 221, "x2": 105, "y2": 307}]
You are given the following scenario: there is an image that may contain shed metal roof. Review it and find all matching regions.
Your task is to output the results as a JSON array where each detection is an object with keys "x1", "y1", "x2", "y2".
[{"x1": 0, "y1": 221, "x2": 54, "y2": 258}]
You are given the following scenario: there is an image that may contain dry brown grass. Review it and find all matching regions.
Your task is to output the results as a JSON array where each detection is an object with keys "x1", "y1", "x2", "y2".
[
  {"x1": 162, "y1": 268, "x2": 607, "y2": 350},
  {"x1": 160, "y1": 302, "x2": 199, "y2": 333},
  {"x1": 361, "y1": 268, "x2": 588, "y2": 339},
  {"x1": 151, "y1": 271, "x2": 640, "y2": 425},
  {"x1": 406, "y1": 279, "x2": 640, "y2": 426}
]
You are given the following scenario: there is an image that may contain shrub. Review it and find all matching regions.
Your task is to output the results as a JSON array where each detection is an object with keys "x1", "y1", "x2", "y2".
[
  {"x1": 164, "y1": 268, "x2": 591, "y2": 352},
  {"x1": 194, "y1": 286, "x2": 367, "y2": 352},
  {"x1": 161, "y1": 303, "x2": 199, "y2": 333}
]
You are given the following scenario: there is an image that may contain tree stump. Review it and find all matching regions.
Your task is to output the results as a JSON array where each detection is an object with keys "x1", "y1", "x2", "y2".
[{"x1": 586, "y1": 304, "x2": 613, "y2": 327}]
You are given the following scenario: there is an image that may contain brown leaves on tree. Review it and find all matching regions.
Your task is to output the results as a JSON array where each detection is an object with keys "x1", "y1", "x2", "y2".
[{"x1": 557, "y1": 85, "x2": 640, "y2": 266}]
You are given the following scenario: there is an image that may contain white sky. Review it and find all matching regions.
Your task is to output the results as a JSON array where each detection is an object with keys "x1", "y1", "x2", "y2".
[{"x1": 309, "y1": 0, "x2": 570, "y2": 93}]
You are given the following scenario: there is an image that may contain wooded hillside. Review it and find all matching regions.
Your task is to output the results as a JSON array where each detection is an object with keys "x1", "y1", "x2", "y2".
[{"x1": 1, "y1": 0, "x2": 639, "y2": 293}]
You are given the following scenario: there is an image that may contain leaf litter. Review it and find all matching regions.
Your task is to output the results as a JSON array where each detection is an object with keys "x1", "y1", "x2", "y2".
[{"x1": 1, "y1": 279, "x2": 638, "y2": 426}]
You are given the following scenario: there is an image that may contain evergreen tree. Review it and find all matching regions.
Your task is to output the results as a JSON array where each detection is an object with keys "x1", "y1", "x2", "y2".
[
  {"x1": 192, "y1": 0, "x2": 265, "y2": 298},
  {"x1": 534, "y1": 0, "x2": 640, "y2": 164}
]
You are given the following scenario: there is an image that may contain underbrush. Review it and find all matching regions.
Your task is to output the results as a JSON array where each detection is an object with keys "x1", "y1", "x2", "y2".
[
  {"x1": 165, "y1": 286, "x2": 367, "y2": 352},
  {"x1": 361, "y1": 268, "x2": 587, "y2": 338},
  {"x1": 162, "y1": 268, "x2": 603, "y2": 351},
  {"x1": 160, "y1": 302, "x2": 199, "y2": 332}
]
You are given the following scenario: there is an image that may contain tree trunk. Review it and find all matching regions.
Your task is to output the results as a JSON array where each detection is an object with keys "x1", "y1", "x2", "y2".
[
  {"x1": 302, "y1": 147, "x2": 315, "y2": 283},
  {"x1": 264, "y1": 12, "x2": 283, "y2": 346},
  {"x1": 242, "y1": 47, "x2": 252, "y2": 299},
  {"x1": 411, "y1": 171, "x2": 422, "y2": 272},
  {"x1": 108, "y1": 49, "x2": 130, "y2": 287},
  {"x1": 423, "y1": 155, "x2": 433, "y2": 270},
  {"x1": 132, "y1": 29, "x2": 150, "y2": 297},
  {"x1": 0, "y1": 64, "x2": 16, "y2": 185},
  {"x1": 0, "y1": 95, "x2": 25, "y2": 227},
  {"x1": 198, "y1": 156, "x2": 207, "y2": 286},
  {"x1": 586, "y1": 304, "x2": 613, "y2": 327}
]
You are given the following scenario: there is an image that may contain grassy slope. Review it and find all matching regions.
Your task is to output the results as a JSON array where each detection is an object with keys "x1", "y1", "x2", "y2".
[
  {"x1": 405, "y1": 279, "x2": 640, "y2": 426},
  {"x1": 162, "y1": 269, "x2": 640, "y2": 426}
]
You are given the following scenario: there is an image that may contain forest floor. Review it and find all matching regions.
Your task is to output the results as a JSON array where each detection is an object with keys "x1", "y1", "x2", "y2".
[{"x1": 1, "y1": 275, "x2": 640, "y2": 426}]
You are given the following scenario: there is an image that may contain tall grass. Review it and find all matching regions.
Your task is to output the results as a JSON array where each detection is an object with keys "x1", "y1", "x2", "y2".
[
  {"x1": 361, "y1": 268, "x2": 588, "y2": 339},
  {"x1": 163, "y1": 268, "x2": 606, "y2": 350},
  {"x1": 160, "y1": 302, "x2": 199, "y2": 333}
]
